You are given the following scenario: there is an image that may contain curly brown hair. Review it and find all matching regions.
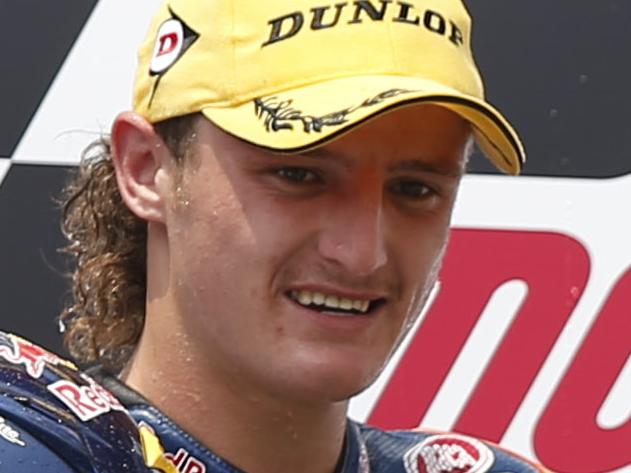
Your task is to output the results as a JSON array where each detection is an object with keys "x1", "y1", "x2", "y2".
[{"x1": 59, "y1": 114, "x2": 199, "y2": 371}]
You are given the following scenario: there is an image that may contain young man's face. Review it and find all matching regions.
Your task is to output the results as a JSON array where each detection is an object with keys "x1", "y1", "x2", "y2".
[{"x1": 163, "y1": 104, "x2": 470, "y2": 403}]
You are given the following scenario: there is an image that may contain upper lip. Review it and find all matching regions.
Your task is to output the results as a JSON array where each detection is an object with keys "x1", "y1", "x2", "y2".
[{"x1": 285, "y1": 284, "x2": 388, "y2": 302}]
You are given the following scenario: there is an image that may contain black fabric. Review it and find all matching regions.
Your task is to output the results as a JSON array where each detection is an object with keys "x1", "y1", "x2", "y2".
[{"x1": 86, "y1": 365, "x2": 150, "y2": 406}]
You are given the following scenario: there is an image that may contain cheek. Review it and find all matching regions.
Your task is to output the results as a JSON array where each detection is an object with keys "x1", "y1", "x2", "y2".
[
  {"x1": 166, "y1": 198, "x2": 263, "y2": 351},
  {"x1": 238, "y1": 193, "x2": 321, "y2": 262},
  {"x1": 166, "y1": 179, "x2": 251, "y2": 299},
  {"x1": 394, "y1": 216, "x2": 450, "y2": 300},
  {"x1": 168, "y1": 182, "x2": 314, "y2": 300}
]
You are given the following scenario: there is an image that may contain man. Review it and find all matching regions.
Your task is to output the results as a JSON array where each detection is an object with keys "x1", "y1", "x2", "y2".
[{"x1": 0, "y1": 0, "x2": 548, "y2": 471}]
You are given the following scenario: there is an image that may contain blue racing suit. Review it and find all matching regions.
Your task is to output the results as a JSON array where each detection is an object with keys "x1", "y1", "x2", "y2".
[{"x1": 0, "y1": 332, "x2": 550, "y2": 473}]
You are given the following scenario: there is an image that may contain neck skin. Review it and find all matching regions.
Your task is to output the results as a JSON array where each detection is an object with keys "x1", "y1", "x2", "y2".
[{"x1": 123, "y1": 225, "x2": 348, "y2": 473}]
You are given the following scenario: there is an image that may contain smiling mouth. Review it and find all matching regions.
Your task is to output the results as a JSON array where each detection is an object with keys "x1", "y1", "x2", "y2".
[{"x1": 287, "y1": 290, "x2": 385, "y2": 316}]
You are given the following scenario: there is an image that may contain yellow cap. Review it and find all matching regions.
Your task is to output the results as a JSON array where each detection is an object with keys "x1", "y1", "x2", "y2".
[{"x1": 134, "y1": 0, "x2": 525, "y2": 174}]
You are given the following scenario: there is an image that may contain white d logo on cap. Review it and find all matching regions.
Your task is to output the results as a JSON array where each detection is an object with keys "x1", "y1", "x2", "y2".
[{"x1": 150, "y1": 19, "x2": 184, "y2": 74}]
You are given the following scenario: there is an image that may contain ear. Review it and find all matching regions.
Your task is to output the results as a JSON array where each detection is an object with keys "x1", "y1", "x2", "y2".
[{"x1": 111, "y1": 112, "x2": 173, "y2": 223}]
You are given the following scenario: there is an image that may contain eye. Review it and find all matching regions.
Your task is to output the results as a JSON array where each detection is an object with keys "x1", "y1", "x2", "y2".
[
  {"x1": 276, "y1": 167, "x2": 319, "y2": 183},
  {"x1": 389, "y1": 179, "x2": 434, "y2": 200}
]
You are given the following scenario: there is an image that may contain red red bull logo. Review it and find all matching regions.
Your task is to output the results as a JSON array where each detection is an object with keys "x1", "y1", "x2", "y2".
[
  {"x1": 0, "y1": 333, "x2": 74, "y2": 379},
  {"x1": 164, "y1": 447, "x2": 207, "y2": 473},
  {"x1": 404, "y1": 434, "x2": 493, "y2": 473}
]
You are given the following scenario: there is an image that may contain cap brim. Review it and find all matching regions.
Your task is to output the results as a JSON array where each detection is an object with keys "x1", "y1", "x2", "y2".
[{"x1": 202, "y1": 75, "x2": 525, "y2": 175}]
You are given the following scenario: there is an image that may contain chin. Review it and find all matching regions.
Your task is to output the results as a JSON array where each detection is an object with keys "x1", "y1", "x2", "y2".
[
  {"x1": 275, "y1": 349, "x2": 385, "y2": 403},
  {"x1": 288, "y1": 376, "x2": 372, "y2": 404}
]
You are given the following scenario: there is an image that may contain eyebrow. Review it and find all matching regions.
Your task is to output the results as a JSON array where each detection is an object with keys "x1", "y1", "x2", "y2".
[
  {"x1": 302, "y1": 148, "x2": 463, "y2": 177},
  {"x1": 387, "y1": 159, "x2": 464, "y2": 177},
  {"x1": 302, "y1": 147, "x2": 349, "y2": 163},
  {"x1": 300, "y1": 147, "x2": 354, "y2": 171}
]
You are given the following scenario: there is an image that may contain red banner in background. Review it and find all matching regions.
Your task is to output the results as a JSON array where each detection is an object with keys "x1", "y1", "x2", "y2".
[
  {"x1": 536, "y1": 267, "x2": 631, "y2": 473},
  {"x1": 368, "y1": 229, "x2": 631, "y2": 473}
]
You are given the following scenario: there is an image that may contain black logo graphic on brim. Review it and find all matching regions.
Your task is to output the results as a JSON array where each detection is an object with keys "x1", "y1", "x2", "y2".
[
  {"x1": 148, "y1": 8, "x2": 199, "y2": 106},
  {"x1": 254, "y1": 88, "x2": 417, "y2": 133}
]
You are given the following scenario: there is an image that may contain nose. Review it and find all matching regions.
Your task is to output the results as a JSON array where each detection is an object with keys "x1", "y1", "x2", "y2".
[{"x1": 317, "y1": 184, "x2": 388, "y2": 276}]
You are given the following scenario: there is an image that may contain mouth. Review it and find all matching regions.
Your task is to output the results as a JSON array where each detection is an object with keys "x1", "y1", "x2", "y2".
[{"x1": 287, "y1": 289, "x2": 386, "y2": 316}]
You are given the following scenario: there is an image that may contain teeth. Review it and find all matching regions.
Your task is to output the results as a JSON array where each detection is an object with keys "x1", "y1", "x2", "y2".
[
  {"x1": 325, "y1": 295, "x2": 339, "y2": 307},
  {"x1": 298, "y1": 291, "x2": 313, "y2": 305},
  {"x1": 290, "y1": 290, "x2": 373, "y2": 314},
  {"x1": 340, "y1": 298, "x2": 353, "y2": 310}
]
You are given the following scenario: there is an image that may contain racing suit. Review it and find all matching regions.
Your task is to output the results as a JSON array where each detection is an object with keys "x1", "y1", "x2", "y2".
[{"x1": 0, "y1": 332, "x2": 550, "y2": 473}]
